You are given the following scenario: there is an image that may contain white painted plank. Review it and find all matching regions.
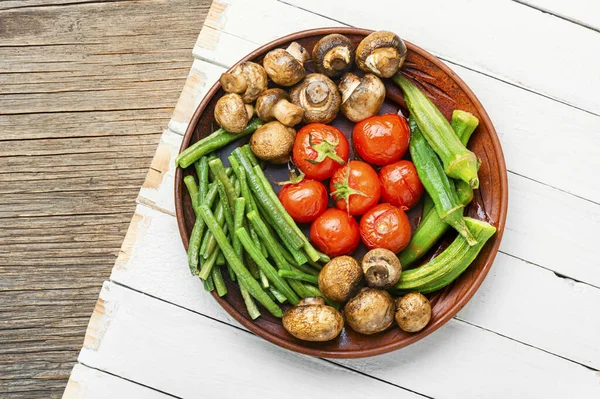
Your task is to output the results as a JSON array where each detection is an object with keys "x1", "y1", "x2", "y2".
[
  {"x1": 63, "y1": 364, "x2": 169, "y2": 399},
  {"x1": 280, "y1": 0, "x2": 600, "y2": 115},
  {"x1": 111, "y1": 202, "x2": 600, "y2": 369},
  {"x1": 196, "y1": 0, "x2": 600, "y2": 203},
  {"x1": 517, "y1": 0, "x2": 600, "y2": 31},
  {"x1": 79, "y1": 282, "x2": 421, "y2": 399},
  {"x1": 80, "y1": 282, "x2": 600, "y2": 399}
]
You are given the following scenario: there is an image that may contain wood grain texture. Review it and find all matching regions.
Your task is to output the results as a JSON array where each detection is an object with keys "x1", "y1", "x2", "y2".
[{"x1": 0, "y1": 0, "x2": 211, "y2": 398}]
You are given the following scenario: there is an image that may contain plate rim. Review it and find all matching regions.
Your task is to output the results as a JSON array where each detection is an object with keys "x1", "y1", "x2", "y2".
[{"x1": 174, "y1": 27, "x2": 508, "y2": 358}]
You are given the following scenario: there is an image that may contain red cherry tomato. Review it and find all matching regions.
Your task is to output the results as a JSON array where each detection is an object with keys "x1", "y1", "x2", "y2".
[
  {"x1": 293, "y1": 123, "x2": 350, "y2": 180},
  {"x1": 278, "y1": 179, "x2": 328, "y2": 223},
  {"x1": 379, "y1": 160, "x2": 424, "y2": 210},
  {"x1": 330, "y1": 161, "x2": 381, "y2": 216},
  {"x1": 359, "y1": 203, "x2": 411, "y2": 253},
  {"x1": 310, "y1": 208, "x2": 360, "y2": 257},
  {"x1": 352, "y1": 114, "x2": 410, "y2": 166}
]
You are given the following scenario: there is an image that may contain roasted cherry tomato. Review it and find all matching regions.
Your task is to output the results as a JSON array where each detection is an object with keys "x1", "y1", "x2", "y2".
[
  {"x1": 310, "y1": 208, "x2": 360, "y2": 257},
  {"x1": 359, "y1": 203, "x2": 411, "y2": 253},
  {"x1": 379, "y1": 160, "x2": 424, "y2": 210},
  {"x1": 278, "y1": 179, "x2": 328, "y2": 223},
  {"x1": 352, "y1": 114, "x2": 410, "y2": 165},
  {"x1": 330, "y1": 160, "x2": 381, "y2": 216},
  {"x1": 293, "y1": 123, "x2": 350, "y2": 180}
]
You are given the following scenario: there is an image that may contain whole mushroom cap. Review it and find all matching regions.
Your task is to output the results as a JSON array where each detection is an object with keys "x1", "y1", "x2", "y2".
[
  {"x1": 256, "y1": 88, "x2": 304, "y2": 127},
  {"x1": 318, "y1": 255, "x2": 363, "y2": 302},
  {"x1": 290, "y1": 73, "x2": 341, "y2": 124},
  {"x1": 395, "y1": 293, "x2": 432, "y2": 333},
  {"x1": 361, "y1": 248, "x2": 402, "y2": 289},
  {"x1": 312, "y1": 34, "x2": 356, "y2": 78},
  {"x1": 219, "y1": 61, "x2": 268, "y2": 103},
  {"x1": 250, "y1": 121, "x2": 296, "y2": 164},
  {"x1": 214, "y1": 93, "x2": 253, "y2": 133},
  {"x1": 356, "y1": 31, "x2": 407, "y2": 78},
  {"x1": 263, "y1": 42, "x2": 309, "y2": 86},
  {"x1": 282, "y1": 297, "x2": 344, "y2": 342},
  {"x1": 339, "y1": 73, "x2": 386, "y2": 122},
  {"x1": 344, "y1": 287, "x2": 395, "y2": 335}
]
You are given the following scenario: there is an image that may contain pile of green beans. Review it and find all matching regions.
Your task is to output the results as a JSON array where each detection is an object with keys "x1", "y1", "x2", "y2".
[{"x1": 183, "y1": 149, "x2": 329, "y2": 320}]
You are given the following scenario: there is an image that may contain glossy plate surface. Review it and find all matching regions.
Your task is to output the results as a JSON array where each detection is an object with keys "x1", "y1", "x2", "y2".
[{"x1": 175, "y1": 28, "x2": 508, "y2": 358}]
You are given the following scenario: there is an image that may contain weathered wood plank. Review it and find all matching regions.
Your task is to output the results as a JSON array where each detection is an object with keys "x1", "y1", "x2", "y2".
[
  {"x1": 516, "y1": 0, "x2": 600, "y2": 32},
  {"x1": 0, "y1": 1, "x2": 211, "y2": 398}
]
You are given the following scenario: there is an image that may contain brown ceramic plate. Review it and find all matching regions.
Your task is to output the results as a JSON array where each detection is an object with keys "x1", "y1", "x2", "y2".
[{"x1": 175, "y1": 27, "x2": 508, "y2": 358}]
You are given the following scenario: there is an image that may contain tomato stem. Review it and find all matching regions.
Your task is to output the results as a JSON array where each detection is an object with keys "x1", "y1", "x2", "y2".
[
  {"x1": 306, "y1": 133, "x2": 346, "y2": 165},
  {"x1": 330, "y1": 163, "x2": 369, "y2": 215}
]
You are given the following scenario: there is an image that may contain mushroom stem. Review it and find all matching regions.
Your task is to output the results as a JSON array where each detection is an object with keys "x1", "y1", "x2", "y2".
[
  {"x1": 324, "y1": 46, "x2": 351, "y2": 72},
  {"x1": 338, "y1": 73, "x2": 361, "y2": 103},
  {"x1": 286, "y1": 42, "x2": 310, "y2": 64},
  {"x1": 272, "y1": 98, "x2": 304, "y2": 127},
  {"x1": 365, "y1": 47, "x2": 401, "y2": 78},
  {"x1": 305, "y1": 81, "x2": 329, "y2": 105},
  {"x1": 364, "y1": 262, "x2": 392, "y2": 288},
  {"x1": 244, "y1": 104, "x2": 254, "y2": 121},
  {"x1": 220, "y1": 73, "x2": 248, "y2": 94}
]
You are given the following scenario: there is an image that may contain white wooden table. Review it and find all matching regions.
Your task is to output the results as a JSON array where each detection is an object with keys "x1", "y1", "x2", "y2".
[{"x1": 62, "y1": 1, "x2": 600, "y2": 397}]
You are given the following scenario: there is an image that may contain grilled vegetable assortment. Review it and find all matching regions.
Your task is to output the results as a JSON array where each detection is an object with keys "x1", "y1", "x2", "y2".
[{"x1": 177, "y1": 30, "x2": 496, "y2": 341}]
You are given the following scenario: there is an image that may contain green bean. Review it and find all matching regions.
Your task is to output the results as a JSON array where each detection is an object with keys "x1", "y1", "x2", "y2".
[
  {"x1": 198, "y1": 205, "x2": 282, "y2": 317},
  {"x1": 176, "y1": 119, "x2": 264, "y2": 168},
  {"x1": 201, "y1": 201, "x2": 225, "y2": 259},
  {"x1": 252, "y1": 164, "x2": 321, "y2": 262},
  {"x1": 259, "y1": 270, "x2": 269, "y2": 289},
  {"x1": 291, "y1": 263, "x2": 320, "y2": 277},
  {"x1": 232, "y1": 198, "x2": 246, "y2": 258},
  {"x1": 199, "y1": 245, "x2": 220, "y2": 280},
  {"x1": 209, "y1": 158, "x2": 237, "y2": 208},
  {"x1": 216, "y1": 252, "x2": 225, "y2": 266},
  {"x1": 278, "y1": 270, "x2": 319, "y2": 284},
  {"x1": 232, "y1": 148, "x2": 304, "y2": 250},
  {"x1": 268, "y1": 287, "x2": 288, "y2": 303},
  {"x1": 216, "y1": 180, "x2": 234, "y2": 239},
  {"x1": 212, "y1": 265, "x2": 228, "y2": 297},
  {"x1": 197, "y1": 157, "x2": 210, "y2": 203},
  {"x1": 187, "y1": 183, "x2": 218, "y2": 275},
  {"x1": 183, "y1": 175, "x2": 200, "y2": 214},
  {"x1": 244, "y1": 253, "x2": 261, "y2": 280},
  {"x1": 241, "y1": 145, "x2": 259, "y2": 167},
  {"x1": 236, "y1": 228, "x2": 299, "y2": 305},
  {"x1": 241, "y1": 287, "x2": 261, "y2": 319},
  {"x1": 203, "y1": 273, "x2": 215, "y2": 292},
  {"x1": 246, "y1": 211, "x2": 312, "y2": 298}
]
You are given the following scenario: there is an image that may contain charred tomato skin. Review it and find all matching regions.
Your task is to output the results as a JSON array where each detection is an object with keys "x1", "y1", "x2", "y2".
[
  {"x1": 278, "y1": 179, "x2": 329, "y2": 223},
  {"x1": 310, "y1": 208, "x2": 360, "y2": 257},
  {"x1": 292, "y1": 123, "x2": 350, "y2": 180},
  {"x1": 379, "y1": 160, "x2": 424, "y2": 210},
  {"x1": 353, "y1": 114, "x2": 410, "y2": 165},
  {"x1": 330, "y1": 160, "x2": 381, "y2": 216},
  {"x1": 359, "y1": 203, "x2": 411, "y2": 253}
]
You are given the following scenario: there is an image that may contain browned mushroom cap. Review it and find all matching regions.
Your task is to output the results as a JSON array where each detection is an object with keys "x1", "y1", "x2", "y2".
[
  {"x1": 312, "y1": 34, "x2": 356, "y2": 78},
  {"x1": 282, "y1": 297, "x2": 344, "y2": 342},
  {"x1": 361, "y1": 248, "x2": 402, "y2": 289},
  {"x1": 318, "y1": 256, "x2": 363, "y2": 302},
  {"x1": 255, "y1": 88, "x2": 304, "y2": 127},
  {"x1": 395, "y1": 293, "x2": 431, "y2": 333},
  {"x1": 338, "y1": 73, "x2": 386, "y2": 122},
  {"x1": 356, "y1": 31, "x2": 407, "y2": 78},
  {"x1": 250, "y1": 121, "x2": 296, "y2": 164},
  {"x1": 219, "y1": 61, "x2": 268, "y2": 103},
  {"x1": 344, "y1": 288, "x2": 395, "y2": 335},
  {"x1": 290, "y1": 73, "x2": 341, "y2": 124},
  {"x1": 262, "y1": 42, "x2": 309, "y2": 86},
  {"x1": 214, "y1": 93, "x2": 253, "y2": 133}
]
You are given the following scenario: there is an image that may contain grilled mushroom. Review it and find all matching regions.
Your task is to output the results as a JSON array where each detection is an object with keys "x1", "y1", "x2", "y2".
[
  {"x1": 338, "y1": 73, "x2": 385, "y2": 122},
  {"x1": 214, "y1": 93, "x2": 253, "y2": 133},
  {"x1": 290, "y1": 73, "x2": 341, "y2": 124},
  {"x1": 219, "y1": 61, "x2": 268, "y2": 103},
  {"x1": 282, "y1": 297, "x2": 344, "y2": 341},
  {"x1": 318, "y1": 256, "x2": 363, "y2": 302},
  {"x1": 262, "y1": 42, "x2": 309, "y2": 86},
  {"x1": 395, "y1": 293, "x2": 431, "y2": 333},
  {"x1": 250, "y1": 121, "x2": 296, "y2": 164},
  {"x1": 256, "y1": 88, "x2": 304, "y2": 127},
  {"x1": 312, "y1": 34, "x2": 356, "y2": 78},
  {"x1": 356, "y1": 31, "x2": 407, "y2": 78},
  {"x1": 361, "y1": 248, "x2": 402, "y2": 289},
  {"x1": 344, "y1": 288, "x2": 395, "y2": 335}
]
